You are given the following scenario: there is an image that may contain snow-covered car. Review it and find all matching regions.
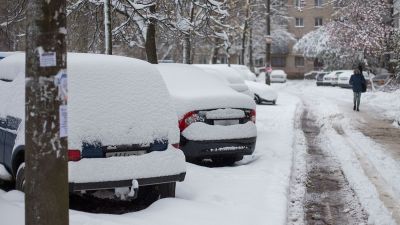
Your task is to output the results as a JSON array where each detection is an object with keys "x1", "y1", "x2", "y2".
[
  {"x1": 270, "y1": 70, "x2": 287, "y2": 83},
  {"x1": 316, "y1": 72, "x2": 329, "y2": 86},
  {"x1": 0, "y1": 52, "x2": 19, "y2": 61},
  {"x1": 0, "y1": 53, "x2": 186, "y2": 198},
  {"x1": 245, "y1": 81, "x2": 278, "y2": 105},
  {"x1": 323, "y1": 70, "x2": 345, "y2": 86},
  {"x1": 157, "y1": 64, "x2": 257, "y2": 165},
  {"x1": 304, "y1": 70, "x2": 320, "y2": 80},
  {"x1": 338, "y1": 71, "x2": 375, "y2": 88},
  {"x1": 193, "y1": 64, "x2": 254, "y2": 98},
  {"x1": 231, "y1": 64, "x2": 257, "y2": 81}
]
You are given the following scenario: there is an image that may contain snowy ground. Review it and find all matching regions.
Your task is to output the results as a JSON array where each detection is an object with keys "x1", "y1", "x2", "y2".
[{"x1": 1, "y1": 80, "x2": 399, "y2": 225}]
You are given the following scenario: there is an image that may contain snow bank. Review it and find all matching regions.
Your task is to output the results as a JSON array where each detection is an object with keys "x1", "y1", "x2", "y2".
[
  {"x1": 157, "y1": 64, "x2": 255, "y2": 118},
  {"x1": 181, "y1": 122, "x2": 256, "y2": 141},
  {"x1": 69, "y1": 147, "x2": 185, "y2": 183}
]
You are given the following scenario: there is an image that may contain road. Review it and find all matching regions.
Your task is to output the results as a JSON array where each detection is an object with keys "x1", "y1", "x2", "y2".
[{"x1": 285, "y1": 81, "x2": 400, "y2": 225}]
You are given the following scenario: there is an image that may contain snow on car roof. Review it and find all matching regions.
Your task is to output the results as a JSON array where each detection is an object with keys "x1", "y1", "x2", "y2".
[
  {"x1": 270, "y1": 70, "x2": 286, "y2": 75},
  {"x1": 156, "y1": 63, "x2": 255, "y2": 118},
  {"x1": 0, "y1": 53, "x2": 180, "y2": 149},
  {"x1": 193, "y1": 64, "x2": 246, "y2": 85}
]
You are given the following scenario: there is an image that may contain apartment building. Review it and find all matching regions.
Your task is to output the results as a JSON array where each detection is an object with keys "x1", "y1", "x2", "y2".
[{"x1": 276, "y1": 0, "x2": 334, "y2": 78}]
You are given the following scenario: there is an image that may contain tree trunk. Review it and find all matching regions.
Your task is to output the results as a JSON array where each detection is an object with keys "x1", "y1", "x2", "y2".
[
  {"x1": 145, "y1": 4, "x2": 158, "y2": 64},
  {"x1": 241, "y1": 0, "x2": 251, "y2": 65},
  {"x1": 25, "y1": 0, "x2": 69, "y2": 225},
  {"x1": 249, "y1": 26, "x2": 254, "y2": 72},
  {"x1": 104, "y1": 0, "x2": 112, "y2": 55},
  {"x1": 211, "y1": 43, "x2": 220, "y2": 64},
  {"x1": 183, "y1": 34, "x2": 191, "y2": 64},
  {"x1": 265, "y1": 0, "x2": 271, "y2": 85}
]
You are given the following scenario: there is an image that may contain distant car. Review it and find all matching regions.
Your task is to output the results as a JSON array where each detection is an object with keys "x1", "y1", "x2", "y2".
[
  {"x1": 0, "y1": 53, "x2": 186, "y2": 199},
  {"x1": 304, "y1": 70, "x2": 320, "y2": 80},
  {"x1": 231, "y1": 65, "x2": 257, "y2": 81},
  {"x1": 316, "y1": 72, "x2": 328, "y2": 86},
  {"x1": 323, "y1": 70, "x2": 346, "y2": 86},
  {"x1": 270, "y1": 70, "x2": 287, "y2": 83},
  {"x1": 338, "y1": 71, "x2": 375, "y2": 88},
  {"x1": 193, "y1": 64, "x2": 254, "y2": 98},
  {"x1": 372, "y1": 74, "x2": 391, "y2": 86},
  {"x1": 157, "y1": 64, "x2": 257, "y2": 165},
  {"x1": 245, "y1": 81, "x2": 278, "y2": 105}
]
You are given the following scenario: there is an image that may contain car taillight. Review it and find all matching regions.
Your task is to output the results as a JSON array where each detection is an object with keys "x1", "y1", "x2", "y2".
[
  {"x1": 250, "y1": 109, "x2": 256, "y2": 123},
  {"x1": 68, "y1": 150, "x2": 81, "y2": 161},
  {"x1": 172, "y1": 143, "x2": 180, "y2": 149},
  {"x1": 178, "y1": 111, "x2": 204, "y2": 131}
]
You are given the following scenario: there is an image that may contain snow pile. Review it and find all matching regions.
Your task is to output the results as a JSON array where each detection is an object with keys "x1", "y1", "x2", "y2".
[
  {"x1": 205, "y1": 108, "x2": 245, "y2": 119},
  {"x1": 181, "y1": 122, "x2": 256, "y2": 141},
  {"x1": 230, "y1": 64, "x2": 257, "y2": 81},
  {"x1": 157, "y1": 64, "x2": 255, "y2": 118},
  {"x1": 0, "y1": 165, "x2": 12, "y2": 180},
  {"x1": 69, "y1": 147, "x2": 185, "y2": 183},
  {"x1": 363, "y1": 90, "x2": 400, "y2": 122}
]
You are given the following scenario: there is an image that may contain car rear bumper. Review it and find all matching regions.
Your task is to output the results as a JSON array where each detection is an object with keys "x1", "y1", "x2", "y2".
[
  {"x1": 69, "y1": 172, "x2": 186, "y2": 192},
  {"x1": 180, "y1": 136, "x2": 257, "y2": 159}
]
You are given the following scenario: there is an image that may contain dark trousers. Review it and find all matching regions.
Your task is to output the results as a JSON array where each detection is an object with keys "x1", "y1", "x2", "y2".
[{"x1": 353, "y1": 92, "x2": 361, "y2": 109}]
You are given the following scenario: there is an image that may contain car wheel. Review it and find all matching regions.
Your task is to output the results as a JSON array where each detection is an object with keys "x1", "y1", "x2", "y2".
[
  {"x1": 272, "y1": 100, "x2": 276, "y2": 105},
  {"x1": 15, "y1": 162, "x2": 25, "y2": 192},
  {"x1": 157, "y1": 182, "x2": 176, "y2": 198},
  {"x1": 254, "y1": 95, "x2": 261, "y2": 104}
]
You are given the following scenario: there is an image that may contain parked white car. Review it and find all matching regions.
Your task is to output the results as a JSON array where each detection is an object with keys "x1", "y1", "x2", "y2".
[
  {"x1": 157, "y1": 64, "x2": 257, "y2": 165},
  {"x1": 338, "y1": 71, "x2": 375, "y2": 88},
  {"x1": 0, "y1": 53, "x2": 186, "y2": 199},
  {"x1": 231, "y1": 64, "x2": 257, "y2": 81},
  {"x1": 245, "y1": 81, "x2": 278, "y2": 105},
  {"x1": 323, "y1": 70, "x2": 346, "y2": 86},
  {"x1": 270, "y1": 70, "x2": 287, "y2": 83},
  {"x1": 193, "y1": 64, "x2": 254, "y2": 98}
]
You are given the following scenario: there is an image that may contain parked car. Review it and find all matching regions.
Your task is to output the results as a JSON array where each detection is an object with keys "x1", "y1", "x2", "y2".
[
  {"x1": 304, "y1": 70, "x2": 320, "y2": 80},
  {"x1": 245, "y1": 81, "x2": 278, "y2": 105},
  {"x1": 372, "y1": 74, "x2": 391, "y2": 86},
  {"x1": 316, "y1": 72, "x2": 328, "y2": 86},
  {"x1": 193, "y1": 64, "x2": 254, "y2": 98},
  {"x1": 157, "y1": 64, "x2": 257, "y2": 165},
  {"x1": 270, "y1": 70, "x2": 287, "y2": 83},
  {"x1": 0, "y1": 52, "x2": 19, "y2": 61},
  {"x1": 231, "y1": 64, "x2": 257, "y2": 81},
  {"x1": 322, "y1": 70, "x2": 346, "y2": 86},
  {"x1": 0, "y1": 53, "x2": 186, "y2": 199},
  {"x1": 338, "y1": 71, "x2": 375, "y2": 88}
]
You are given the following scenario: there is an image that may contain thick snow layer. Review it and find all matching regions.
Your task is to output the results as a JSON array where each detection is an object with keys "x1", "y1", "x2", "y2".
[
  {"x1": 0, "y1": 53, "x2": 180, "y2": 150},
  {"x1": 69, "y1": 147, "x2": 185, "y2": 183},
  {"x1": 157, "y1": 64, "x2": 255, "y2": 118},
  {"x1": 230, "y1": 64, "x2": 257, "y2": 81},
  {"x1": 0, "y1": 90, "x2": 302, "y2": 225},
  {"x1": 245, "y1": 81, "x2": 278, "y2": 101},
  {"x1": 181, "y1": 122, "x2": 256, "y2": 141},
  {"x1": 205, "y1": 108, "x2": 245, "y2": 119}
]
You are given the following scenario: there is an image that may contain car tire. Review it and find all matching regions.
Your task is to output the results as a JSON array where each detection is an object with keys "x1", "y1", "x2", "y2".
[
  {"x1": 157, "y1": 182, "x2": 176, "y2": 198},
  {"x1": 272, "y1": 100, "x2": 276, "y2": 105},
  {"x1": 254, "y1": 95, "x2": 261, "y2": 104},
  {"x1": 15, "y1": 162, "x2": 25, "y2": 192}
]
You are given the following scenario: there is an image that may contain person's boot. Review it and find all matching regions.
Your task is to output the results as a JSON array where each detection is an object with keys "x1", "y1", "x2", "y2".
[
  {"x1": 357, "y1": 107, "x2": 359, "y2": 112},
  {"x1": 353, "y1": 105, "x2": 356, "y2": 111}
]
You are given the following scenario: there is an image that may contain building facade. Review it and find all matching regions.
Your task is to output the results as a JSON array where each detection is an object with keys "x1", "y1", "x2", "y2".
[{"x1": 279, "y1": 0, "x2": 334, "y2": 78}]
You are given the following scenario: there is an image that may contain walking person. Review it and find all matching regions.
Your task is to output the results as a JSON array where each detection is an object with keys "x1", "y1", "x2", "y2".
[{"x1": 349, "y1": 69, "x2": 366, "y2": 111}]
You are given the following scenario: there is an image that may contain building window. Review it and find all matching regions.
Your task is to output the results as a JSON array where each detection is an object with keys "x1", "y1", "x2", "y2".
[
  {"x1": 315, "y1": 17, "x2": 323, "y2": 27},
  {"x1": 315, "y1": 0, "x2": 323, "y2": 7},
  {"x1": 295, "y1": 56, "x2": 305, "y2": 67},
  {"x1": 294, "y1": 0, "x2": 306, "y2": 7},
  {"x1": 271, "y1": 56, "x2": 286, "y2": 67},
  {"x1": 295, "y1": 18, "x2": 304, "y2": 27}
]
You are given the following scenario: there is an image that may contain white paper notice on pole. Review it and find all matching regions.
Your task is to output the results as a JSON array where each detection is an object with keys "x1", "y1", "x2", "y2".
[
  {"x1": 59, "y1": 105, "x2": 68, "y2": 138},
  {"x1": 39, "y1": 52, "x2": 57, "y2": 67}
]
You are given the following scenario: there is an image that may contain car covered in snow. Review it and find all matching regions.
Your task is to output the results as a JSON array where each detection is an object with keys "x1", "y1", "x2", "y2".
[
  {"x1": 338, "y1": 71, "x2": 375, "y2": 88},
  {"x1": 231, "y1": 64, "x2": 257, "y2": 81},
  {"x1": 193, "y1": 64, "x2": 254, "y2": 98},
  {"x1": 270, "y1": 70, "x2": 287, "y2": 83},
  {"x1": 245, "y1": 81, "x2": 278, "y2": 105},
  {"x1": 0, "y1": 52, "x2": 19, "y2": 61},
  {"x1": 0, "y1": 53, "x2": 186, "y2": 199},
  {"x1": 322, "y1": 70, "x2": 346, "y2": 86},
  {"x1": 315, "y1": 72, "x2": 329, "y2": 86},
  {"x1": 157, "y1": 64, "x2": 257, "y2": 165}
]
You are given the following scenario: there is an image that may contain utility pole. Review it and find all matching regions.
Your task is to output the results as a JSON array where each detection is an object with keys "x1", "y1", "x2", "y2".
[
  {"x1": 25, "y1": 0, "x2": 69, "y2": 224},
  {"x1": 104, "y1": 0, "x2": 112, "y2": 55},
  {"x1": 265, "y1": 0, "x2": 271, "y2": 85}
]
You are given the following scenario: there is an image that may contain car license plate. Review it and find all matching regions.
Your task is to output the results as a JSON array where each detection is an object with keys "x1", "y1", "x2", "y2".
[
  {"x1": 214, "y1": 119, "x2": 239, "y2": 126},
  {"x1": 105, "y1": 150, "x2": 146, "y2": 157}
]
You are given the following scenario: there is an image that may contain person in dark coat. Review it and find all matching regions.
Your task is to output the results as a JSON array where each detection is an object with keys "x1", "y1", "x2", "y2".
[{"x1": 349, "y1": 69, "x2": 366, "y2": 111}]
